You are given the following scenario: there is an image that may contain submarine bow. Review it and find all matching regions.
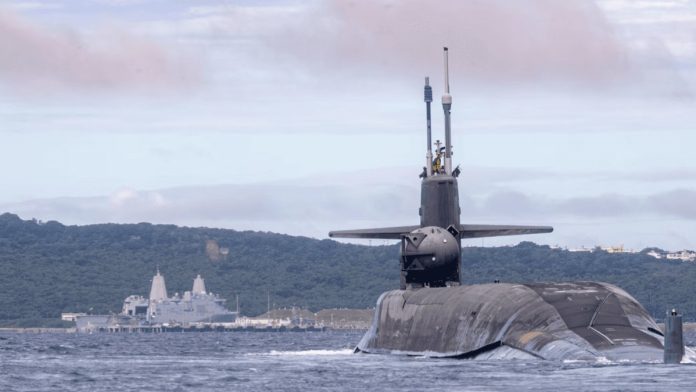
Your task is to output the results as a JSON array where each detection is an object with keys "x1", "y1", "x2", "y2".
[{"x1": 356, "y1": 282, "x2": 664, "y2": 361}]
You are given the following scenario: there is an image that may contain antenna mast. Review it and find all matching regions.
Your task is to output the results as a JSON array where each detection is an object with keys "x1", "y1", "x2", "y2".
[
  {"x1": 442, "y1": 47, "x2": 453, "y2": 175},
  {"x1": 424, "y1": 77, "x2": 433, "y2": 176}
]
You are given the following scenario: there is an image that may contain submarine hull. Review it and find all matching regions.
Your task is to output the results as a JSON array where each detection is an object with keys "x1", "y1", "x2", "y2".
[{"x1": 356, "y1": 282, "x2": 665, "y2": 361}]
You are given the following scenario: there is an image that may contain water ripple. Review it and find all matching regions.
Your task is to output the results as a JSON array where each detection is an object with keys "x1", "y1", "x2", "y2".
[{"x1": 0, "y1": 331, "x2": 695, "y2": 391}]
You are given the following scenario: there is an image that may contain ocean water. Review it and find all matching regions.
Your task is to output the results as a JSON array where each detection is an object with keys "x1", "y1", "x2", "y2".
[{"x1": 1, "y1": 331, "x2": 695, "y2": 392}]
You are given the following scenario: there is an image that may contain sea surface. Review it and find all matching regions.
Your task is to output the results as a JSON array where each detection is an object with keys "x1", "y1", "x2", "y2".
[{"x1": 1, "y1": 331, "x2": 696, "y2": 392}]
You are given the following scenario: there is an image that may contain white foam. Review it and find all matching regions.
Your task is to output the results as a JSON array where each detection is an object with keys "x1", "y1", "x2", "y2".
[
  {"x1": 594, "y1": 356, "x2": 613, "y2": 364},
  {"x1": 264, "y1": 349, "x2": 354, "y2": 357},
  {"x1": 680, "y1": 346, "x2": 696, "y2": 364},
  {"x1": 562, "y1": 356, "x2": 614, "y2": 365}
]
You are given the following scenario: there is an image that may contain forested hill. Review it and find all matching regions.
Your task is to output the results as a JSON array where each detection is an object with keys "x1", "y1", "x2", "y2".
[{"x1": 0, "y1": 213, "x2": 694, "y2": 327}]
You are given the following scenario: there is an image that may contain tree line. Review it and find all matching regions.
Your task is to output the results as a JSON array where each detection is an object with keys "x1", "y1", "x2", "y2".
[{"x1": 0, "y1": 213, "x2": 693, "y2": 327}]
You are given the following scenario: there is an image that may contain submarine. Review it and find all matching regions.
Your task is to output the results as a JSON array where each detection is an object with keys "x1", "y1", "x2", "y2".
[{"x1": 329, "y1": 48, "x2": 672, "y2": 361}]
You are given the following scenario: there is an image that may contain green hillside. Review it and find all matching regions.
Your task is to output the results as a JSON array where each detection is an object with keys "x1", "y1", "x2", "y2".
[{"x1": 0, "y1": 213, "x2": 694, "y2": 326}]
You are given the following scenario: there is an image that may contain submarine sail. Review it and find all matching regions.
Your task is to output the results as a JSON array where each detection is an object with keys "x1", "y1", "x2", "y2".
[
  {"x1": 329, "y1": 47, "x2": 551, "y2": 289},
  {"x1": 329, "y1": 48, "x2": 670, "y2": 361}
]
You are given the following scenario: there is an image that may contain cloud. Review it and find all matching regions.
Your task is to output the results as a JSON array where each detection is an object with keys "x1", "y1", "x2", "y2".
[
  {"x1": 267, "y1": 0, "x2": 631, "y2": 86},
  {"x1": 167, "y1": 0, "x2": 688, "y2": 97},
  {"x1": 0, "y1": 7, "x2": 200, "y2": 94},
  {"x1": 610, "y1": 168, "x2": 696, "y2": 183},
  {"x1": 109, "y1": 188, "x2": 168, "y2": 208},
  {"x1": 554, "y1": 193, "x2": 637, "y2": 217},
  {"x1": 2, "y1": 179, "x2": 695, "y2": 235},
  {"x1": 600, "y1": 0, "x2": 696, "y2": 24},
  {"x1": 5, "y1": 1, "x2": 63, "y2": 11},
  {"x1": 0, "y1": 182, "x2": 418, "y2": 228},
  {"x1": 647, "y1": 189, "x2": 696, "y2": 220},
  {"x1": 469, "y1": 188, "x2": 696, "y2": 221}
]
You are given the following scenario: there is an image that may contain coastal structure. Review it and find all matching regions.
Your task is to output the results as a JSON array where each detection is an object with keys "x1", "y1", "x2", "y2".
[
  {"x1": 75, "y1": 271, "x2": 237, "y2": 332},
  {"x1": 648, "y1": 249, "x2": 696, "y2": 262},
  {"x1": 72, "y1": 271, "x2": 338, "y2": 333}
]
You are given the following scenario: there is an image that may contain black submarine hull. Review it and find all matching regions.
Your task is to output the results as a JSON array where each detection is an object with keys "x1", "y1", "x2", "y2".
[{"x1": 356, "y1": 282, "x2": 666, "y2": 361}]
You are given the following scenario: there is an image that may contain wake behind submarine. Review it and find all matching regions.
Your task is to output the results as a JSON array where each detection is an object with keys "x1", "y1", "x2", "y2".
[{"x1": 329, "y1": 48, "x2": 672, "y2": 361}]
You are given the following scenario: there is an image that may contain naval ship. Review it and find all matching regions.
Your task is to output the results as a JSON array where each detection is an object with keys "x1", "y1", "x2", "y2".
[
  {"x1": 75, "y1": 271, "x2": 237, "y2": 332},
  {"x1": 330, "y1": 48, "x2": 691, "y2": 362}
]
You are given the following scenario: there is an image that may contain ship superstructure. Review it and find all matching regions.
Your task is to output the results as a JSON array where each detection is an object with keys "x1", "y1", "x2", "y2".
[
  {"x1": 75, "y1": 271, "x2": 237, "y2": 332},
  {"x1": 330, "y1": 48, "x2": 552, "y2": 288}
]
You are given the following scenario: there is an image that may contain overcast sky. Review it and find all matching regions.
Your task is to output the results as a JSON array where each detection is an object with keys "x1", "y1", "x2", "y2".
[{"x1": 1, "y1": 0, "x2": 695, "y2": 250}]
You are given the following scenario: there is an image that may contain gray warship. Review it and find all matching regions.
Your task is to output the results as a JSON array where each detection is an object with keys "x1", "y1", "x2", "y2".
[
  {"x1": 329, "y1": 48, "x2": 680, "y2": 361},
  {"x1": 75, "y1": 271, "x2": 237, "y2": 332}
]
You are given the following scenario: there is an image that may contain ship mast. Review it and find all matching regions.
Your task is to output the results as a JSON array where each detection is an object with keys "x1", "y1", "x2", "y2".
[
  {"x1": 442, "y1": 47, "x2": 453, "y2": 175},
  {"x1": 424, "y1": 77, "x2": 433, "y2": 176}
]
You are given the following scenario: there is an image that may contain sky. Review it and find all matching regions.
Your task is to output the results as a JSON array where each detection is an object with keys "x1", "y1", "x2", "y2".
[{"x1": 0, "y1": 0, "x2": 695, "y2": 250}]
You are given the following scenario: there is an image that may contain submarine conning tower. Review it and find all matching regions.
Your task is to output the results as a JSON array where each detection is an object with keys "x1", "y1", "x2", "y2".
[
  {"x1": 328, "y1": 47, "x2": 552, "y2": 290},
  {"x1": 404, "y1": 48, "x2": 462, "y2": 288}
]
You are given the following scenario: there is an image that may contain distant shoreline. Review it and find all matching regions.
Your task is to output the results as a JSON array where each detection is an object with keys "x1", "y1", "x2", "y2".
[
  {"x1": 0, "y1": 327, "x2": 364, "y2": 334},
  {"x1": 2, "y1": 323, "x2": 696, "y2": 335},
  {"x1": 0, "y1": 327, "x2": 77, "y2": 333}
]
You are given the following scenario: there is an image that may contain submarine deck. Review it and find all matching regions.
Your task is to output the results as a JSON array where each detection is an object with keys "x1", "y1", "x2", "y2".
[{"x1": 357, "y1": 282, "x2": 664, "y2": 361}]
